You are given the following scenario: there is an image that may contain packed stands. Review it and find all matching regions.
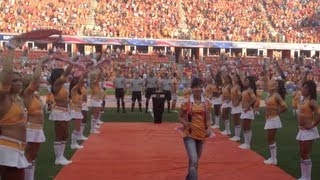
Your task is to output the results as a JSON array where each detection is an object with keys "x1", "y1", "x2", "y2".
[
  {"x1": 0, "y1": 0, "x2": 319, "y2": 43},
  {"x1": 0, "y1": 0, "x2": 91, "y2": 35}
]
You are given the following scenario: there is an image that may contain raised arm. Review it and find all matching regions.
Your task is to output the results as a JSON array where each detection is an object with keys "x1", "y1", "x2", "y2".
[
  {"x1": 23, "y1": 56, "x2": 52, "y2": 97},
  {"x1": 93, "y1": 68, "x2": 103, "y2": 85},
  {"x1": 0, "y1": 44, "x2": 15, "y2": 117},
  {"x1": 0, "y1": 46, "x2": 15, "y2": 90},
  {"x1": 52, "y1": 55, "x2": 79, "y2": 93}
]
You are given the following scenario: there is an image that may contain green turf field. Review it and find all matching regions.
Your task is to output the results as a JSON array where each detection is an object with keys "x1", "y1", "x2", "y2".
[{"x1": 34, "y1": 94, "x2": 320, "y2": 180}]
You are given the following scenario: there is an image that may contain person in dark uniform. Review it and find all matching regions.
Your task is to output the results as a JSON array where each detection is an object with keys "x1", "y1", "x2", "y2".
[
  {"x1": 144, "y1": 71, "x2": 158, "y2": 113},
  {"x1": 113, "y1": 70, "x2": 126, "y2": 113}
]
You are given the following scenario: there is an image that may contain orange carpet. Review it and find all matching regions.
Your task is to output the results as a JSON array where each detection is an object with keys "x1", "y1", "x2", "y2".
[{"x1": 55, "y1": 123, "x2": 294, "y2": 180}]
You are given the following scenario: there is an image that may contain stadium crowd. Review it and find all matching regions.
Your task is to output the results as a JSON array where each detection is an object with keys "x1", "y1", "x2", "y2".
[
  {"x1": 0, "y1": 36, "x2": 320, "y2": 180},
  {"x1": 0, "y1": 0, "x2": 319, "y2": 43}
]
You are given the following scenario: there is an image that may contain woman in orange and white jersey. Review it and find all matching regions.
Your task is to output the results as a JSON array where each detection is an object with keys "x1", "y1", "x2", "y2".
[
  {"x1": 89, "y1": 68, "x2": 104, "y2": 134},
  {"x1": 238, "y1": 76, "x2": 257, "y2": 150},
  {"x1": 296, "y1": 80, "x2": 320, "y2": 180},
  {"x1": 211, "y1": 72, "x2": 222, "y2": 129},
  {"x1": 21, "y1": 56, "x2": 51, "y2": 180},
  {"x1": 69, "y1": 74, "x2": 88, "y2": 150},
  {"x1": 262, "y1": 77, "x2": 288, "y2": 165},
  {"x1": 179, "y1": 78, "x2": 212, "y2": 180},
  {"x1": 0, "y1": 42, "x2": 29, "y2": 180},
  {"x1": 48, "y1": 56, "x2": 79, "y2": 166},
  {"x1": 229, "y1": 74, "x2": 243, "y2": 142},
  {"x1": 220, "y1": 73, "x2": 232, "y2": 135}
]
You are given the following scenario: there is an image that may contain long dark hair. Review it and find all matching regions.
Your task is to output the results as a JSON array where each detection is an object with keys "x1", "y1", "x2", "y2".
[
  {"x1": 245, "y1": 76, "x2": 257, "y2": 95},
  {"x1": 276, "y1": 79, "x2": 287, "y2": 100},
  {"x1": 69, "y1": 77, "x2": 81, "y2": 98},
  {"x1": 303, "y1": 80, "x2": 317, "y2": 100},
  {"x1": 234, "y1": 74, "x2": 244, "y2": 92},
  {"x1": 49, "y1": 68, "x2": 64, "y2": 93},
  {"x1": 191, "y1": 77, "x2": 203, "y2": 89},
  {"x1": 214, "y1": 72, "x2": 222, "y2": 87},
  {"x1": 224, "y1": 74, "x2": 233, "y2": 86}
]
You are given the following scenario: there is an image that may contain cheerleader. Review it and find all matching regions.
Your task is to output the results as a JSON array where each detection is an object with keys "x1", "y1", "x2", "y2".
[
  {"x1": 89, "y1": 68, "x2": 104, "y2": 134},
  {"x1": 239, "y1": 76, "x2": 257, "y2": 150},
  {"x1": 48, "y1": 56, "x2": 79, "y2": 165},
  {"x1": 79, "y1": 77, "x2": 89, "y2": 140},
  {"x1": 0, "y1": 42, "x2": 29, "y2": 179},
  {"x1": 262, "y1": 77, "x2": 287, "y2": 165},
  {"x1": 229, "y1": 74, "x2": 243, "y2": 141},
  {"x1": 296, "y1": 80, "x2": 320, "y2": 180},
  {"x1": 220, "y1": 73, "x2": 232, "y2": 135},
  {"x1": 21, "y1": 56, "x2": 51, "y2": 179},
  {"x1": 204, "y1": 75, "x2": 214, "y2": 125},
  {"x1": 211, "y1": 72, "x2": 223, "y2": 128},
  {"x1": 69, "y1": 74, "x2": 87, "y2": 149}
]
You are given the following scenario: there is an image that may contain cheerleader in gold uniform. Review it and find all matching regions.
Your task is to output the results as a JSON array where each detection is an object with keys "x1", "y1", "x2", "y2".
[
  {"x1": 220, "y1": 74, "x2": 232, "y2": 135},
  {"x1": 263, "y1": 79, "x2": 287, "y2": 165},
  {"x1": 69, "y1": 74, "x2": 87, "y2": 149},
  {"x1": 48, "y1": 56, "x2": 79, "y2": 165},
  {"x1": 89, "y1": 68, "x2": 104, "y2": 134},
  {"x1": 21, "y1": 56, "x2": 51, "y2": 180},
  {"x1": 211, "y1": 73, "x2": 222, "y2": 128},
  {"x1": 296, "y1": 80, "x2": 320, "y2": 180},
  {"x1": 229, "y1": 74, "x2": 243, "y2": 141},
  {"x1": 204, "y1": 75, "x2": 215, "y2": 125},
  {"x1": 0, "y1": 42, "x2": 29, "y2": 180},
  {"x1": 79, "y1": 82, "x2": 89, "y2": 140},
  {"x1": 238, "y1": 76, "x2": 257, "y2": 150}
]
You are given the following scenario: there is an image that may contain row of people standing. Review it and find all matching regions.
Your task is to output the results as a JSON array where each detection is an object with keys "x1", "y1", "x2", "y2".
[
  {"x1": 202, "y1": 68, "x2": 320, "y2": 180},
  {"x1": 113, "y1": 70, "x2": 179, "y2": 113},
  {"x1": 179, "y1": 66, "x2": 320, "y2": 180}
]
